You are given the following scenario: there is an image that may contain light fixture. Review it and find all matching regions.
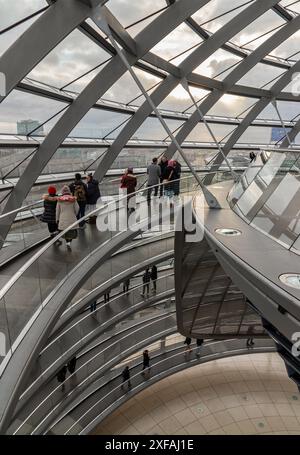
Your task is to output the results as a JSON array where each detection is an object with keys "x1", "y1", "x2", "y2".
[
  {"x1": 279, "y1": 273, "x2": 300, "y2": 289},
  {"x1": 215, "y1": 228, "x2": 242, "y2": 236}
]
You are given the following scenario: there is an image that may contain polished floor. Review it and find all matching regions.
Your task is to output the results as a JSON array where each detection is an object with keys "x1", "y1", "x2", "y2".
[{"x1": 93, "y1": 352, "x2": 300, "y2": 435}]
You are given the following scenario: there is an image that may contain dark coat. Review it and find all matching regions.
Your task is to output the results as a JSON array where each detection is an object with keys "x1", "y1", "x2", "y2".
[
  {"x1": 143, "y1": 270, "x2": 151, "y2": 283},
  {"x1": 86, "y1": 179, "x2": 100, "y2": 205},
  {"x1": 173, "y1": 163, "x2": 181, "y2": 195},
  {"x1": 159, "y1": 160, "x2": 169, "y2": 180},
  {"x1": 122, "y1": 367, "x2": 130, "y2": 381},
  {"x1": 57, "y1": 365, "x2": 67, "y2": 383},
  {"x1": 67, "y1": 357, "x2": 77, "y2": 374},
  {"x1": 143, "y1": 351, "x2": 150, "y2": 366},
  {"x1": 41, "y1": 195, "x2": 57, "y2": 224},
  {"x1": 150, "y1": 266, "x2": 157, "y2": 280}
]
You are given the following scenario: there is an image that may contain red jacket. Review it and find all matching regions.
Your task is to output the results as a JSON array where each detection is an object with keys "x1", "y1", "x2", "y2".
[{"x1": 120, "y1": 173, "x2": 137, "y2": 194}]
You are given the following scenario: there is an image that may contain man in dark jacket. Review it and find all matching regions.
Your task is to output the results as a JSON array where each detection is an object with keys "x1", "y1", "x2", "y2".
[
  {"x1": 142, "y1": 350, "x2": 151, "y2": 377},
  {"x1": 86, "y1": 173, "x2": 101, "y2": 223},
  {"x1": 69, "y1": 173, "x2": 88, "y2": 228},
  {"x1": 67, "y1": 356, "x2": 77, "y2": 374},
  {"x1": 158, "y1": 156, "x2": 168, "y2": 197},
  {"x1": 141, "y1": 269, "x2": 151, "y2": 297},
  {"x1": 173, "y1": 160, "x2": 181, "y2": 196},
  {"x1": 150, "y1": 265, "x2": 158, "y2": 293},
  {"x1": 121, "y1": 365, "x2": 131, "y2": 391}
]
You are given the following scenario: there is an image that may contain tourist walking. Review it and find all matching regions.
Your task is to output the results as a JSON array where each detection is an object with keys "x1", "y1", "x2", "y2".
[
  {"x1": 123, "y1": 278, "x2": 130, "y2": 293},
  {"x1": 121, "y1": 366, "x2": 132, "y2": 391},
  {"x1": 163, "y1": 160, "x2": 176, "y2": 199},
  {"x1": 141, "y1": 268, "x2": 151, "y2": 297},
  {"x1": 196, "y1": 338, "x2": 204, "y2": 357},
  {"x1": 56, "y1": 185, "x2": 79, "y2": 250},
  {"x1": 173, "y1": 160, "x2": 181, "y2": 196},
  {"x1": 67, "y1": 356, "x2": 77, "y2": 374},
  {"x1": 150, "y1": 265, "x2": 158, "y2": 293},
  {"x1": 184, "y1": 336, "x2": 192, "y2": 352},
  {"x1": 142, "y1": 349, "x2": 150, "y2": 377},
  {"x1": 69, "y1": 173, "x2": 88, "y2": 228},
  {"x1": 41, "y1": 185, "x2": 61, "y2": 244},
  {"x1": 86, "y1": 172, "x2": 101, "y2": 224},
  {"x1": 120, "y1": 167, "x2": 137, "y2": 213},
  {"x1": 57, "y1": 365, "x2": 67, "y2": 390},
  {"x1": 146, "y1": 157, "x2": 161, "y2": 204},
  {"x1": 158, "y1": 156, "x2": 168, "y2": 197}
]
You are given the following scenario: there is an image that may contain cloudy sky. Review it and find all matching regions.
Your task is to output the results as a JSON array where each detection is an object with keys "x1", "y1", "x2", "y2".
[{"x1": 0, "y1": 0, "x2": 300, "y2": 144}]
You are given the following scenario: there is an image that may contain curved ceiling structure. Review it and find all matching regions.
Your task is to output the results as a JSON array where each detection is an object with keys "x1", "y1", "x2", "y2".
[{"x1": 0, "y1": 1, "x2": 300, "y2": 239}]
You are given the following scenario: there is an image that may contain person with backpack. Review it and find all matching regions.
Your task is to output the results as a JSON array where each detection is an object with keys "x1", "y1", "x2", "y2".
[
  {"x1": 150, "y1": 265, "x2": 158, "y2": 293},
  {"x1": 56, "y1": 185, "x2": 79, "y2": 250},
  {"x1": 121, "y1": 365, "x2": 131, "y2": 391},
  {"x1": 86, "y1": 172, "x2": 101, "y2": 224},
  {"x1": 40, "y1": 186, "x2": 61, "y2": 244},
  {"x1": 69, "y1": 173, "x2": 88, "y2": 228},
  {"x1": 141, "y1": 268, "x2": 151, "y2": 297}
]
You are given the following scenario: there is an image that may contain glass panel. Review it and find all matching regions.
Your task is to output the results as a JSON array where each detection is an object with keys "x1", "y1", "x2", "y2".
[
  {"x1": 69, "y1": 111, "x2": 131, "y2": 139},
  {"x1": 107, "y1": 0, "x2": 166, "y2": 29},
  {"x1": 0, "y1": 90, "x2": 66, "y2": 135},
  {"x1": 191, "y1": 0, "x2": 254, "y2": 34},
  {"x1": 28, "y1": 29, "x2": 110, "y2": 89},
  {"x1": 231, "y1": 10, "x2": 285, "y2": 51},
  {"x1": 236, "y1": 179, "x2": 263, "y2": 216},
  {"x1": 151, "y1": 22, "x2": 202, "y2": 62},
  {"x1": 194, "y1": 49, "x2": 242, "y2": 79}
]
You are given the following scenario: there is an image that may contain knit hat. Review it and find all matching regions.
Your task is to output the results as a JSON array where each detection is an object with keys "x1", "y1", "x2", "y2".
[
  {"x1": 127, "y1": 167, "x2": 133, "y2": 173},
  {"x1": 168, "y1": 160, "x2": 175, "y2": 167},
  {"x1": 61, "y1": 185, "x2": 71, "y2": 195},
  {"x1": 48, "y1": 186, "x2": 56, "y2": 195}
]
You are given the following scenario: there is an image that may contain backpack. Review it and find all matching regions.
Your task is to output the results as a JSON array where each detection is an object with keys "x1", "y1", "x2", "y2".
[{"x1": 74, "y1": 183, "x2": 86, "y2": 202}]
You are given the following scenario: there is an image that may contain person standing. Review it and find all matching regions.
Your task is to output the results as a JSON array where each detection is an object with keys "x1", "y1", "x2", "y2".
[
  {"x1": 104, "y1": 291, "x2": 110, "y2": 303},
  {"x1": 40, "y1": 186, "x2": 61, "y2": 244},
  {"x1": 159, "y1": 156, "x2": 168, "y2": 197},
  {"x1": 123, "y1": 278, "x2": 130, "y2": 294},
  {"x1": 142, "y1": 349, "x2": 150, "y2": 377},
  {"x1": 69, "y1": 173, "x2": 88, "y2": 228},
  {"x1": 90, "y1": 300, "x2": 97, "y2": 313},
  {"x1": 56, "y1": 185, "x2": 79, "y2": 250},
  {"x1": 120, "y1": 167, "x2": 137, "y2": 213},
  {"x1": 150, "y1": 265, "x2": 158, "y2": 293},
  {"x1": 67, "y1": 356, "x2": 77, "y2": 375},
  {"x1": 146, "y1": 157, "x2": 161, "y2": 204},
  {"x1": 86, "y1": 172, "x2": 101, "y2": 224},
  {"x1": 141, "y1": 268, "x2": 151, "y2": 297},
  {"x1": 163, "y1": 160, "x2": 176, "y2": 199},
  {"x1": 196, "y1": 338, "x2": 203, "y2": 357},
  {"x1": 57, "y1": 365, "x2": 67, "y2": 390},
  {"x1": 184, "y1": 337, "x2": 192, "y2": 352},
  {"x1": 173, "y1": 160, "x2": 181, "y2": 196},
  {"x1": 121, "y1": 366, "x2": 132, "y2": 391}
]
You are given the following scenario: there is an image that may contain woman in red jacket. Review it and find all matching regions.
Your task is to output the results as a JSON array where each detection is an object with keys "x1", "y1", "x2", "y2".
[{"x1": 120, "y1": 167, "x2": 137, "y2": 213}]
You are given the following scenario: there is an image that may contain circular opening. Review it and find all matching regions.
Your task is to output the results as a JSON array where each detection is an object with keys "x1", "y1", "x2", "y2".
[
  {"x1": 279, "y1": 273, "x2": 300, "y2": 289},
  {"x1": 215, "y1": 228, "x2": 242, "y2": 237}
]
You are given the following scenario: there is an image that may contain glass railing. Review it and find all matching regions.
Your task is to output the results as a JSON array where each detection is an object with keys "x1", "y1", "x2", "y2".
[
  {"x1": 11, "y1": 297, "x2": 177, "y2": 435},
  {"x1": 227, "y1": 148, "x2": 300, "y2": 252},
  {"x1": 0, "y1": 175, "x2": 200, "y2": 374}
]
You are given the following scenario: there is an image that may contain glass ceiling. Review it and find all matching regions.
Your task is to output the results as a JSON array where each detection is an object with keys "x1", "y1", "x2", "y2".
[{"x1": 0, "y1": 0, "x2": 300, "y2": 185}]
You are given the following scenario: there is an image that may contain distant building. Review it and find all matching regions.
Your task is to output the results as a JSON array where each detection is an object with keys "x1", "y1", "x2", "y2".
[{"x1": 17, "y1": 119, "x2": 44, "y2": 136}]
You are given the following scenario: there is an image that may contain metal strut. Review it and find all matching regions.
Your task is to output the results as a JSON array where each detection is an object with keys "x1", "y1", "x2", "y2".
[
  {"x1": 92, "y1": 11, "x2": 221, "y2": 209},
  {"x1": 181, "y1": 77, "x2": 239, "y2": 182},
  {"x1": 271, "y1": 98, "x2": 293, "y2": 147}
]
